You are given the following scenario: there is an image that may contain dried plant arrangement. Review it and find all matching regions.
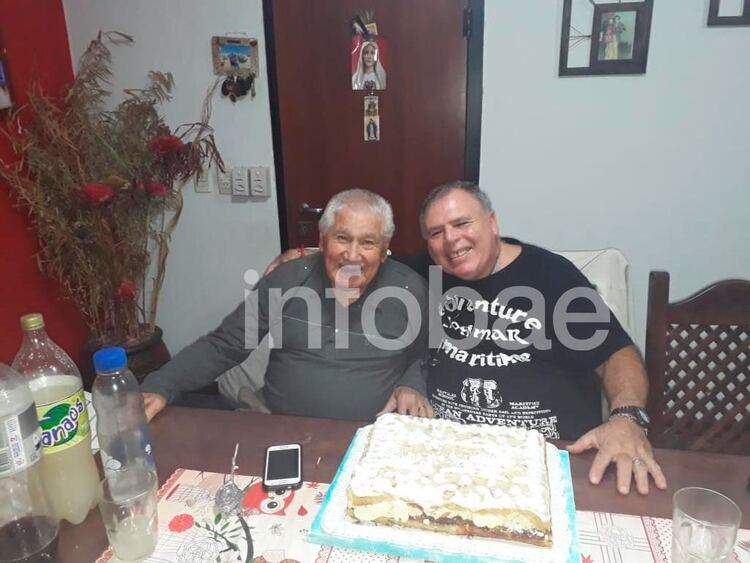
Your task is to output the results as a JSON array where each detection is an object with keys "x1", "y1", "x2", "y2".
[{"x1": 1, "y1": 31, "x2": 223, "y2": 345}]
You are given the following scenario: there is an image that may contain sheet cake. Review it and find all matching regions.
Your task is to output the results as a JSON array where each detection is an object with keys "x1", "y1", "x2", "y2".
[{"x1": 347, "y1": 413, "x2": 553, "y2": 547}]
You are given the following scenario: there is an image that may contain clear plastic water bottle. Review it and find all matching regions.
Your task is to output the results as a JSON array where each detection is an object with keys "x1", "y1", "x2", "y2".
[
  {"x1": 11, "y1": 313, "x2": 99, "y2": 525},
  {"x1": 0, "y1": 362, "x2": 59, "y2": 563},
  {"x1": 92, "y1": 347, "x2": 156, "y2": 477}
]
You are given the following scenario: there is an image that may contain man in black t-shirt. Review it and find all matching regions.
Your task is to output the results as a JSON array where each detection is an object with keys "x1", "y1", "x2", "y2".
[
  {"x1": 413, "y1": 181, "x2": 666, "y2": 496},
  {"x1": 409, "y1": 240, "x2": 626, "y2": 442}
]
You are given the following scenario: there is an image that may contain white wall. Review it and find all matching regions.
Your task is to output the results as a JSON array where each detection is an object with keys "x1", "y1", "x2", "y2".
[
  {"x1": 63, "y1": 0, "x2": 281, "y2": 353},
  {"x1": 480, "y1": 0, "x2": 750, "y2": 346}
]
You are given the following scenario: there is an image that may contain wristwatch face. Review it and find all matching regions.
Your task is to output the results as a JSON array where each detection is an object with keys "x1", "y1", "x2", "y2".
[{"x1": 637, "y1": 408, "x2": 651, "y2": 426}]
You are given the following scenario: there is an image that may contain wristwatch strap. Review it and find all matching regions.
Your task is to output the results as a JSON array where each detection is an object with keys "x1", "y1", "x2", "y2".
[{"x1": 609, "y1": 412, "x2": 649, "y2": 435}]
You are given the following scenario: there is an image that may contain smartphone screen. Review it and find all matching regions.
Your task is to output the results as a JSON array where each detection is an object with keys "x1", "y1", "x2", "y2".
[{"x1": 264, "y1": 444, "x2": 302, "y2": 488}]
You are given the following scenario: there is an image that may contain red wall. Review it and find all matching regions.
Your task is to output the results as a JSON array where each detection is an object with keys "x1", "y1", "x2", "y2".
[{"x1": 0, "y1": 0, "x2": 88, "y2": 365}]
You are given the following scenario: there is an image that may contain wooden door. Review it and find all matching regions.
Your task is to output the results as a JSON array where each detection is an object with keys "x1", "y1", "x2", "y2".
[{"x1": 266, "y1": 0, "x2": 476, "y2": 255}]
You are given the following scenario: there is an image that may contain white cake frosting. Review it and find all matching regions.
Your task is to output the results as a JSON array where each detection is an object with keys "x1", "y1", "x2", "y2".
[{"x1": 347, "y1": 413, "x2": 552, "y2": 541}]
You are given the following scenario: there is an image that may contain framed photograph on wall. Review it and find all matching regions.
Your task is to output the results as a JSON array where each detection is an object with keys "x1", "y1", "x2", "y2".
[
  {"x1": 559, "y1": 0, "x2": 653, "y2": 76},
  {"x1": 211, "y1": 36, "x2": 259, "y2": 78},
  {"x1": 707, "y1": 0, "x2": 750, "y2": 26}
]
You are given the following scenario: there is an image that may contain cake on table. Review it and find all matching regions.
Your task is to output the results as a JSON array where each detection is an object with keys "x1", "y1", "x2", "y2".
[{"x1": 346, "y1": 413, "x2": 553, "y2": 547}]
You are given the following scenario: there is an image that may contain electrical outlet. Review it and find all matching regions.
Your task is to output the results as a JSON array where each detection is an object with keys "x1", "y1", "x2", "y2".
[
  {"x1": 231, "y1": 166, "x2": 249, "y2": 196},
  {"x1": 217, "y1": 168, "x2": 232, "y2": 195}
]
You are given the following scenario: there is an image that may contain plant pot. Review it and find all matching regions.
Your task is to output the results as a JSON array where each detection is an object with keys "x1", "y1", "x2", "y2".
[{"x1": 80, "y1": 326, "x2": 171, "y2": 390}]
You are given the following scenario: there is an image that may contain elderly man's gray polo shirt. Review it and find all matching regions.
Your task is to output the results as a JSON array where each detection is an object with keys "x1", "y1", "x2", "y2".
[{"x1": 141, "y1": 254, "x2": 428, "y2": 421}]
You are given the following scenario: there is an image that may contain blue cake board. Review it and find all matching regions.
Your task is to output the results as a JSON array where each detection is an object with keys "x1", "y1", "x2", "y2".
[{"x1": 308, "y1": 428, "x2": 581, "y2": 563}]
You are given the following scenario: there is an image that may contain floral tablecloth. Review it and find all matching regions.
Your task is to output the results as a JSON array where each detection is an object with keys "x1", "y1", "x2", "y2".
[{"x1": 96, "y1": 469, "x2": 750, "y2": 563}]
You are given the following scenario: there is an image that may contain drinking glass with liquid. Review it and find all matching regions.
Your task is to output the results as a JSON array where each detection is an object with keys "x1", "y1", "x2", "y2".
[{"x1": 99, "y1": 467, "x2": 158, "y2": 561}]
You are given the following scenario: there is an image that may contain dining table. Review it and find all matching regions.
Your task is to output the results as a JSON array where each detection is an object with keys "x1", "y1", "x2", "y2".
[{"x1": 58, "y1": 406, "x2": 750, "y2": 562}]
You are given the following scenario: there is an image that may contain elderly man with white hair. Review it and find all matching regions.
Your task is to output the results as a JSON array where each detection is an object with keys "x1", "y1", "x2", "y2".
[{"x1": 141, "y1": 189, "x2": 431, "y2": 422}]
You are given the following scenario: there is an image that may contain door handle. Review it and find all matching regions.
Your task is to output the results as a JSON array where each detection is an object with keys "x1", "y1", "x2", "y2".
[{"x1": 299, "y1": 202, "x2": 324, "y2": 216}]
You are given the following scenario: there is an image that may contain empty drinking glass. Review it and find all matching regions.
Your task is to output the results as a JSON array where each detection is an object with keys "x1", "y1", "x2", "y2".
[
  {"x1": 99, "y1": 467, "x2": 158, "y2": 561},
  {"x1": 672, "y1": 486, "x2": 741, "y2": 563}
]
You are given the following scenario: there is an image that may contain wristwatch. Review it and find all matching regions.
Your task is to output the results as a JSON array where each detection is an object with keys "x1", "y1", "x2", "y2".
[{"x1": 609, "y1": 406, "x2": 650, "y2": 434}]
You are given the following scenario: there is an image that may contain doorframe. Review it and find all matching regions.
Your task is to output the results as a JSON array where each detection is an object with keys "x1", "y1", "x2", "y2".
[
  {"x1": 263, "y1": 0, "x2": 290, "y2": 250},
  {"x1": 263, "y1": 0, "x2": 485, "y2": 250},
  {"x1": 464, "y1": 0, "x2": 484, "y2": 183}
]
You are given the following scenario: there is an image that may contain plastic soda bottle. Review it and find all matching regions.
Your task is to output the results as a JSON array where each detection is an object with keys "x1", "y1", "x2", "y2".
[
  {"x1": 0, "y1": 362, "x2": 60, "y2": 562},
  {"x1": 92, "y1": 347, "x2": 156, "y2": 476},
  {"x1": 11, "y1": 313, "x2": 99, "y2": 525}
]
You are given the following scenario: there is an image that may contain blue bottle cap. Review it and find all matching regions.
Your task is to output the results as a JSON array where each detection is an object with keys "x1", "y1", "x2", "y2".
[{"x1": 93, "y1": 347, "x2": 128, "y2": 373}]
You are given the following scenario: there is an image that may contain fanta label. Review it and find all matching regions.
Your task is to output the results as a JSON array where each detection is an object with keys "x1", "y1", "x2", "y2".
[{"x1": 36, "y1": 389, "x2": 90, "y2": 455}]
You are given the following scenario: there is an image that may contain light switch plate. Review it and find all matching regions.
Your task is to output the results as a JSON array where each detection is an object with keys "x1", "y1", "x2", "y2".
[
  {"x1": 231, "y1": 166, "x2": 249, "y2": 196},
  {"x1": 249, "y1": 166, "x2": 270, "y2": 197}
]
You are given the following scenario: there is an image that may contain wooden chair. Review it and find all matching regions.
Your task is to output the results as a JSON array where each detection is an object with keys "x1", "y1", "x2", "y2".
[{"x1": 645, "y1": 271, "x2": 750, "y2": 454}]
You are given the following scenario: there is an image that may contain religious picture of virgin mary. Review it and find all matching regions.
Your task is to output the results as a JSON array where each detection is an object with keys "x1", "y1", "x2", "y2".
[{"x1": 351, "y1": 36, "x2": 387, "y2": 91}]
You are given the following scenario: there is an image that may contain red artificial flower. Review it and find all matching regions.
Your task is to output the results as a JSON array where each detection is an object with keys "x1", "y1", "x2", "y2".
[
  {"x1": 148, "y1": 134, "x2": 184, "y2": 155},
  {"x1": 143, "y1": 181, "x2": 169, "y2": 198},
  {"x1": 78, "y1": 183, "x2": 114, "y2": 205},
  {"x1": 113, "y1": 280, "x2": 138, "y2": 302},
  {"x1": 581, "y1": 556, "x2": 594, "y2": 563},
  {"x1": 167, "y1": 513, "x2": 194, "y2": 533}
]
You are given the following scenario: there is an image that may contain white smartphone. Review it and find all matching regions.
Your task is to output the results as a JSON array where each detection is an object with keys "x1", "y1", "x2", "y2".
[{"x1": 263, "y1": 443, "x2": 302, "y2": 490}]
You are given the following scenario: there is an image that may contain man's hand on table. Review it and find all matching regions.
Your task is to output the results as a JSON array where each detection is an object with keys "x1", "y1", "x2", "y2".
[
  {"x1": 143, "y1": 392, "x2": 167, "y2": 422},
  {"x1": 567, "y1": 417, "x2": 667, "y2": 495},
  {"x1": 377, "y1": 386, "x2": 434, "y2": 418}
]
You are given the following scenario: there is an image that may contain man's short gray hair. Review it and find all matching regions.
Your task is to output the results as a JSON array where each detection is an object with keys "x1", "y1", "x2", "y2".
[
  {"x1": 319, "y1": 188, "x2": 396, "y2": 241},
  {"x1": 419, "y1": 181, "x2": 494, "y2": 238}
]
